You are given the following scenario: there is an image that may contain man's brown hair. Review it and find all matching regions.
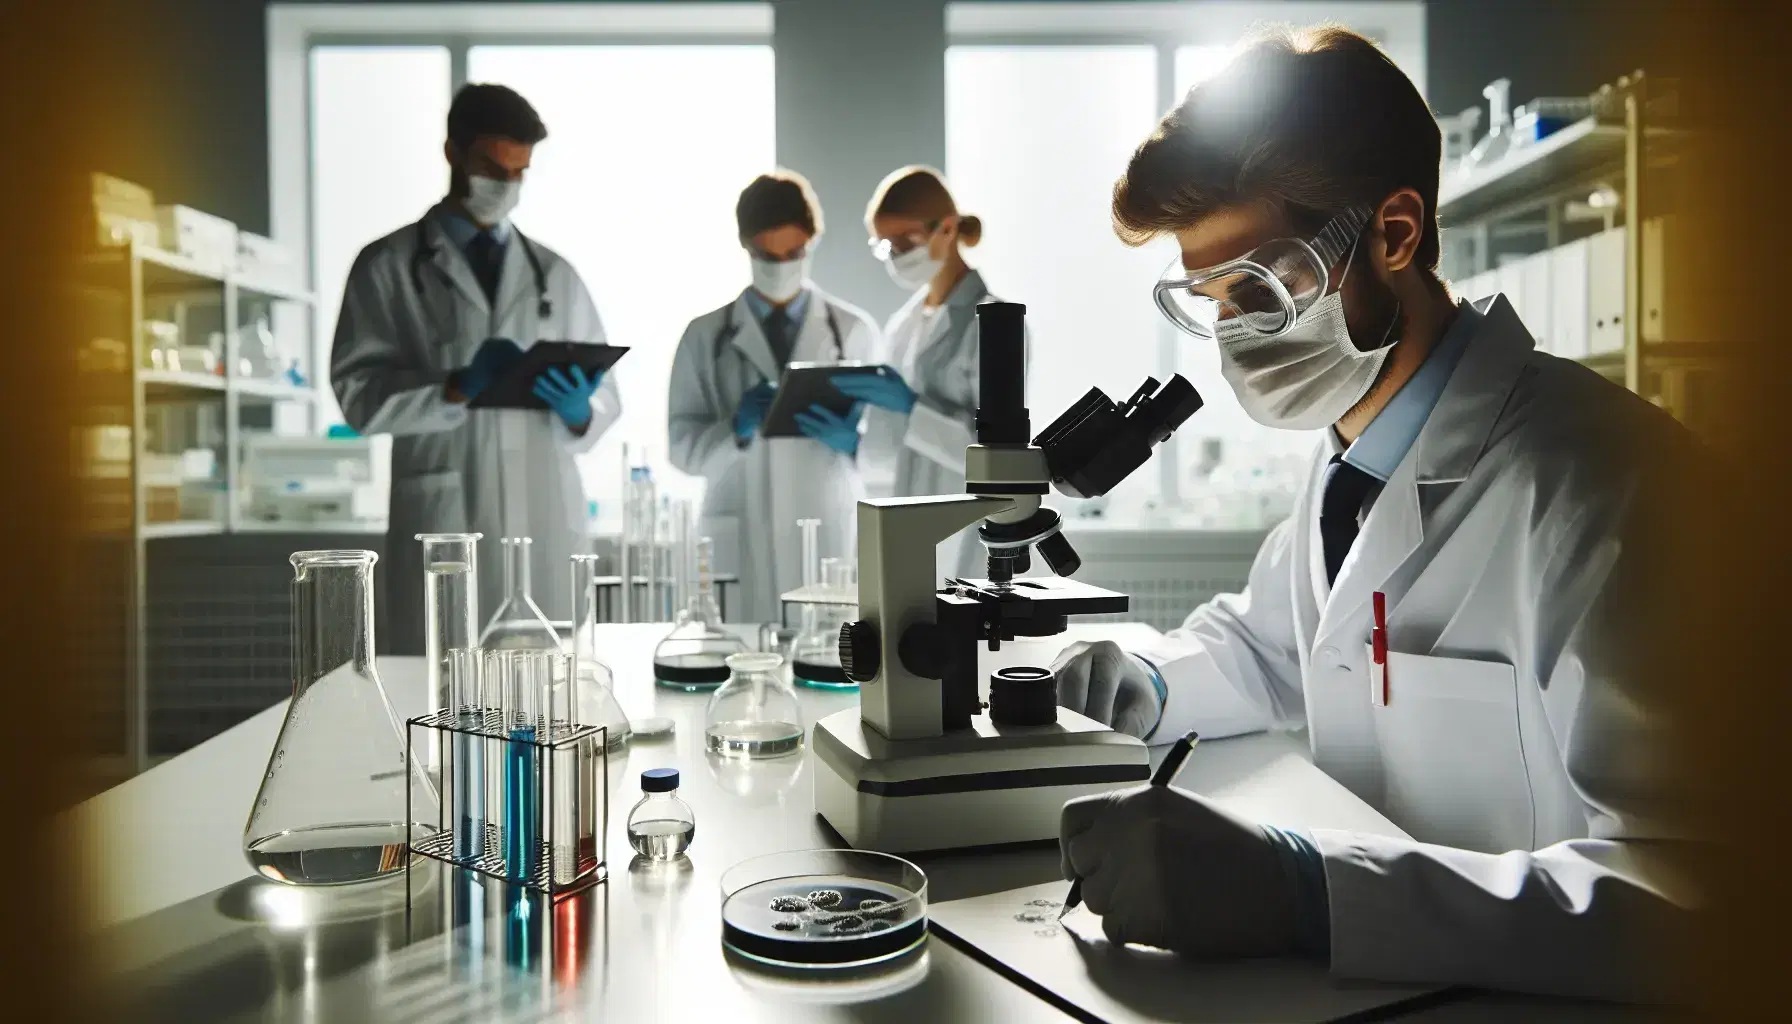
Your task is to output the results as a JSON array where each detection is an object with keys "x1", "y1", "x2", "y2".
[
  {"x1": 737, "y1": 169, "x2": 824, "y2": 241},
  {"x1": 1113, "y1": 25, "x2": 1442, "y2": 270}
]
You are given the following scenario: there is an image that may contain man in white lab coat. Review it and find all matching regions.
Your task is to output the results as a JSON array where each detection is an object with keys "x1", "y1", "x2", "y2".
[
  {"x1": 332, "y1": 84, "x2": 621, "y2": 652},
  {"x1": 1052, "y1": 26, "x2": 1705, "y2": 1001}
]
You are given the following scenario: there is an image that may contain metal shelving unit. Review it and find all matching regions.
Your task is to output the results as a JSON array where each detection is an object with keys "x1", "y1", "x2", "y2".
[
  {"x1": 1438, "y1": 72, "x2": 1716, "y2": 430},
  {"x1": 81, "y1": 240, "x2": 317, "y2": 773}
]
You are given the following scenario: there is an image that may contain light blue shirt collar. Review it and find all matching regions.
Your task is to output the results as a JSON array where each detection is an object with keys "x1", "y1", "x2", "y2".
[
  {"x1": 1339, "y1": 299, "x2": 1481, "y2": 482},
  {"x1": 743, "y1": 286, "x2": 812, "y2": 329},
  {"x1": 433, "y1": 204, "x2": 512, "y2": 251}
]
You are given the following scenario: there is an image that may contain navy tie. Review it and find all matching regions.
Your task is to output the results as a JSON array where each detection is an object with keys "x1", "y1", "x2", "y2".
[
  {"x1": 763, "y1": 306, "x2": 795, "y2": 368},
  {"x1": 1319, "y1": 454, "x2": 1378, "y2": 586},
  {"x1": 465, "y1": 230, "x2": 502, "y2": 304}
]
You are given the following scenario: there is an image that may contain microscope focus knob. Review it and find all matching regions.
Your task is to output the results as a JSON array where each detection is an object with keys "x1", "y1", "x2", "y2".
[
  {"x1": 839, "y1": 620, "x2": 881, "y2": 682},
  {"x1": 898, "y1": 622, "x2": 950, "y2": 679}
]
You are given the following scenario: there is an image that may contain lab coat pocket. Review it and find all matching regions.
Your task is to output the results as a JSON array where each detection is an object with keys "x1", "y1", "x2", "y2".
[
  {"x1": 1366, "y1": 646, "x2": 1534, "y2": 854},
  {"x1": 391, "y1": 470, "x2": 469, "y2": 535}
]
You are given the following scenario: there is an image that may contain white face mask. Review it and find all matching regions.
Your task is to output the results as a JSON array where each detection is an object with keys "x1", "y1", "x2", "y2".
[
  {"x1": 463, "y1": 174, "x2": 521, "y2": 225},
  {"x1": 1214, "y1": 287, "x2": 1399, "y2": 431},
  {"x1": 886, "y1": 245, "x2": 942, "y2": 290},
  {"x1": 750, "y1": 256, "x2": 809, "y2": 303}
]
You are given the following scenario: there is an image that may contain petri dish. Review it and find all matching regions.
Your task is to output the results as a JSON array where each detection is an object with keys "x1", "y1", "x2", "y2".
[{"x1": 720, "y1": 850, "x2": 928, "y2": 968}]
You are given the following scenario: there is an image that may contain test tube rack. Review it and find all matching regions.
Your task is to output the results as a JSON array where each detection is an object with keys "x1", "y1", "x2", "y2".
[{"x1": 404, "y1": 712, "x2": 609, "y2": 899}]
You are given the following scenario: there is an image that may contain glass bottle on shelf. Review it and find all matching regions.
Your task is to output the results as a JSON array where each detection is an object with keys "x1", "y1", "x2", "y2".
[
  {"x1": 569, "y1": 552, "x2": 630, "y2": 750},
  {"x1": 652, "y1": 536, "x2": 746, "y2": 691},
  {"x1": 1461, "y1": 78, "x2": 1513, "y2": 177},
  {"x1": 704, "y1": 651, "x2": 805, "y2": 759},
  {"x1": 244, "y1": 550, "x2": 439, "y2": 885},
  {"x1": 627, "y1": 769, "x2": 695, "y2": 861},
  {"x1": 480, "y1": 536, "x2": 561, "y2": 651}
]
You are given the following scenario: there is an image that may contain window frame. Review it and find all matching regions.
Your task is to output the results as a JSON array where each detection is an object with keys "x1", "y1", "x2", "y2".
[{"x1": 266, "y1": 3, "x2": 775, "y2": 395}]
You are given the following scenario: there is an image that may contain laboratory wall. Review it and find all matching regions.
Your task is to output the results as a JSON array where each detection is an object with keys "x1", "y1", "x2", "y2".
[{"x1": 104, "y1": 0, "x2": 1680, "y2": 324}]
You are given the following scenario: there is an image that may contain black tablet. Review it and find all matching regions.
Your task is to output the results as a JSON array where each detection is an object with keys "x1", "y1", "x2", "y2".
[
  {"x1": 467, "y1": 342, "x2": 630, "y2": 410},
  {"x1": 760, "y1": 361, "x2": 891, "y2": 437}
]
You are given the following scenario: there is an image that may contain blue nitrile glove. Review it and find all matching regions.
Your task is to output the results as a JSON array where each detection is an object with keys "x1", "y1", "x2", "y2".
[
  {"x1": 450, "y1": 337, "x2": 524, "y2": 400},
  {"x1": 532, "y1": 365, "x2": 603, "y2": 430},
  {"x1": 794, "y1": 401, "x2": 865, "y2": 457},
  {"x1": 831, "y1": 366, "x2": 917, "y2": 414},
  {"x1": 733, "y1": 381, "x2": 778, "y2": 445}
]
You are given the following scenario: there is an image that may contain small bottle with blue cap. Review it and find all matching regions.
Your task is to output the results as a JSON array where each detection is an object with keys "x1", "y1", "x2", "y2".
[{"x1": 627, "y1": 768, "x2": 695, "y2": 861}]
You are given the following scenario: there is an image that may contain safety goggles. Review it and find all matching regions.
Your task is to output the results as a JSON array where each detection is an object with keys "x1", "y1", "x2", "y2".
[
  {"x1": 745, "y1": 241, "x2": 813, "y2": 264},
  {"x1": 868, "y1": 220, "x2": 941, "y2": 262},
  {"x1": 1153, "y1": 205, "x2": 1372, "y2": 341}
]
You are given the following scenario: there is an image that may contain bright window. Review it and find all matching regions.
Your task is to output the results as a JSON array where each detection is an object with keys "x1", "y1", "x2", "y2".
[
  {"x1": 945, "y1": 46, "x2": 1169, "y2": 510},
  {"x1": 309, "y1": 46, "x2": 453, "y2": 421},
  {"x1": 466, "y1": 45, "x2": 776, "y2": 503}
]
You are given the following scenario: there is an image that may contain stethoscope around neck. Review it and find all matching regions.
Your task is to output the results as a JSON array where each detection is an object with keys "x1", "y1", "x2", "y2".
[{"x1": 409, "y1": 219, "x2": 553, "y2": 320}]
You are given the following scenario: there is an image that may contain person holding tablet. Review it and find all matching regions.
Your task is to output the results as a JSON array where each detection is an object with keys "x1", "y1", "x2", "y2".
[{"x1": 666, "y1": 170, "x2": 881, "y2": 621}]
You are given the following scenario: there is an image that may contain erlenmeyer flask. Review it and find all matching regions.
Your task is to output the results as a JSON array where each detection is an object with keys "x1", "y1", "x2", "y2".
[
  {"x1": 245, "y1": 550, "x2": 439, "y2": 885},
  {"x1": 570, "y1": 552, "x2": 630, "y2": 750},
  {"x1": 792, "y1": 558, "x2": 857, "y2": 690},
  {"x1": 653, "y1": 536, "x2": 747, "y2": 691},
  {"x1": 481, "y1": 537, "x2": 561, "y2": 651}
]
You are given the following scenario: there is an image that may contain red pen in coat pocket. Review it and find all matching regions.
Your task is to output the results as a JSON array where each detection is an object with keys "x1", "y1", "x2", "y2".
[{"x1": 1371, "y1": 591, "x2": 1390, "y2": 707}]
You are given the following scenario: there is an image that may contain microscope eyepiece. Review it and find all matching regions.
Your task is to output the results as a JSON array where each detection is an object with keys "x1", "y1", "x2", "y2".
[{"x1": 974, "y1": 301, "x2": 1030, "y2": 445}]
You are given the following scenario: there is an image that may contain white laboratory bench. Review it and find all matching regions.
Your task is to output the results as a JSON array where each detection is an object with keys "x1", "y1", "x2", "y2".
[{"x1": 72, "y1": 623, "x2": 1666, "y2": 1023}]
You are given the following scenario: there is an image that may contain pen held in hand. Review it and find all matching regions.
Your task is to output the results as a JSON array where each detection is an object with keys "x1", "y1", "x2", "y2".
[{"x1": 1060, "y1": 729, "x2": 1201, "y2": 920}]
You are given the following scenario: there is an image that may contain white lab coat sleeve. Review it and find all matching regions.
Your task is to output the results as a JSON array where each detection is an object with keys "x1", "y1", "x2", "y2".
[
  {"x1": 667, "y1": 317, "x2": 740, "y2": 481},
  {"x1": 556, "y1": 279, "x2": 622, "y2": 453},
  {"x1": 1313, "y1": 446, "x2": 1701, "y2": 1002},
  {"x1": 902, "y1": 316, "x2": 992, "y2": 472},
  {"x1": 1133, "y1": 514, "x2": 1306, "y2": 741},
  {"x1": 330, "y1": 245, "x2": 469, "y2": 436}
]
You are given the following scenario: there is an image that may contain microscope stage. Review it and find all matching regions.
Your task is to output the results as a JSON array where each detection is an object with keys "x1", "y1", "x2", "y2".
[{"x1": 812, "y1": 708, "x2": 1149, "y2": 853}]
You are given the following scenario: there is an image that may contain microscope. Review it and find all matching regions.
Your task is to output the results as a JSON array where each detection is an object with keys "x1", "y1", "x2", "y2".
[{"x1": 813, "y1": 301, "x2": 1204, "y2": 852}]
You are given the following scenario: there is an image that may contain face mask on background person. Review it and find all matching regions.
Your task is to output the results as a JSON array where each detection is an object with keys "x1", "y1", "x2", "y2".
[
  {"x1": 886, "y1": 244, "x2": 942, "y2": 289},
  {"x1": 750, "y1": 255, "x2": 809, "y2": 303},
  {"x1": 1213, "y1": 242, "x2": 1402, "y2": 431},
  {"x1": 463, "y1": 174, "x2": 522, "y2": 225}
]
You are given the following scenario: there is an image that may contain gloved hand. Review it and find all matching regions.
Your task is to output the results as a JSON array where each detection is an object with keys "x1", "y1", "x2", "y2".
[
  {"x1": 733, "y1": 381, "x2": 778, "y2": 444},
  {"x1": 1060, "y1": 784, "x2": 1299, "y2": 957},
  {"x1": 1051, "y1": 640, "x2": 1164, "y2": 739},
  {"x1": 451, "y1": 337, "x2": 524, "y2": 401},
  {"x1": 532, "y1": 365, "x2": 603, "y2": 430},
  {"x1": 794, "y1": 401, "x2": 865, "y2": 457},
  {"x1": 831, "y1": 366, "x2": 917, "y2": 414}
]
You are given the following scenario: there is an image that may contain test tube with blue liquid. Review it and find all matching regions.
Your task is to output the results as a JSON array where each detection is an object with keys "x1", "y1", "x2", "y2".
[{"x1": 502, "y1": 651, "x2": 549, "y2": 882}]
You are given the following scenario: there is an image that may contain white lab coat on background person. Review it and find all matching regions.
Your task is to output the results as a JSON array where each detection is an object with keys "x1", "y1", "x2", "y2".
[
  {"x1": 1122, "y1": 295, "x2": 1702, "y2": 1001},
  {"x1": 667, "y1": 286, "x2": 879, "y2": 622},
  {"x1": 332, "y1": 205, "x2": 622, "y2": 654},
  {"x1": 861, "y1": 269, "x2": 1019, "y2": 580}
]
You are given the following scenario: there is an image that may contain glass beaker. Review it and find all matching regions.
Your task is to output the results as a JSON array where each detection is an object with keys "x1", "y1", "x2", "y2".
[
  {"x1": 245, "y1": 550, "x2": 439, "y2": 885},
  {"x1": 419, "y1": 532, "x2": 481, "y2": 774},
  {"x1": 791, "y1": 557, "x2": 857, "y2": 690},
  {"x1": 653, "y1": 536, "x2": 747, "y2": 691},
  {"x1": 704, "y1": 652, "x2": 804, "y2": 759},
  {"x1": 481, "y1": 536, "x2": 561, "y2": 651},
  {"x1": 569, "y1": 553, "x2": 630, "y2": 751}
]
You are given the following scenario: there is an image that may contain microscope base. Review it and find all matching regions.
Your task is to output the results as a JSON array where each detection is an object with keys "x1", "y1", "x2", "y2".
[{"x1": 812, "y1": 708, "x2": 1150, "y2": 853}]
